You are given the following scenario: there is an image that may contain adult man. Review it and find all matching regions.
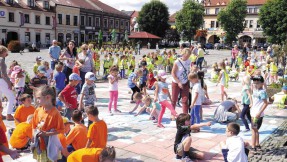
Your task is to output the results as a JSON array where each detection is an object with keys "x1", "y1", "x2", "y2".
[{"x1": 48, "y1": 40, "x2": 61, "y2": 70}]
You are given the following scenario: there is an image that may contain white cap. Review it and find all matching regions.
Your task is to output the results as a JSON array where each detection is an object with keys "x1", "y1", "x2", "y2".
[{"x1": 85, "y1": 72, "x2": 96, "y2": 81}]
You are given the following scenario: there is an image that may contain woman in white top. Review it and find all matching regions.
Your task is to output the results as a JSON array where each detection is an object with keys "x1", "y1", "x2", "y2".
[
  {"x1": 171, "y1": 48, "x2": 191, "y2": 114},
  {"x1": 78, "y1": 44, "x2": 95, "y2": 87}
]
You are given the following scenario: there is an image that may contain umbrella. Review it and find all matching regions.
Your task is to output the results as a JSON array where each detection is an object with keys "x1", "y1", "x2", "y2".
[
  {"x1": 111, "y1": 29, "x2": 116, "y2": 43},
  {"x1": 124, "y1": 30, "x2": 129, "y2": 42},
  {"x1": 98, "y1": 30, "x2": 103, "y2": 43}
]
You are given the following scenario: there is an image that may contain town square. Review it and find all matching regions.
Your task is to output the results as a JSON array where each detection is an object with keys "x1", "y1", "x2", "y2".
[{"x1": 0, "y1": 0, "x2": 287, "y2": 162}]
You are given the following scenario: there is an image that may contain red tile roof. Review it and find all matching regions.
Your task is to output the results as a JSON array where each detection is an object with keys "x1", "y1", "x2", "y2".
[
  {"x1": 169, "y1": 13, "x2": 176, "y2": 23},
  {"x1": 204, "y1": 0, "x2": 266, "y2": 7},
  {"x1": 129, "y1": 32, "x2": 161, "y2": 39},
  {"x1": 91, "y1": 0, "x2": 130, "y2": 17}
]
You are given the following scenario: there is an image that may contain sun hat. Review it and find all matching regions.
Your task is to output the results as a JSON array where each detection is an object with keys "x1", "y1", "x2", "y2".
[
  {"x1": 69, "y1": 73, "x2": 81, "y2": 81},
  {"x1": 85, "y1": 72, "x2": 96, "y2": 81},
  {"x1": 13, "y1": 65, "x2": 22, "y2": 73}
]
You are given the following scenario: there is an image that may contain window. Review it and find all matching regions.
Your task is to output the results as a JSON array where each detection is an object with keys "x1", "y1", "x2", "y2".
[
  {"x1": 109, "y1": 19, "x2": 114, "y2": 28},
  {"x1": 24, "y1": 14, "x2": 30, "y2": 23},
  {"x1": 120, "y1": 20, "x2": 124, "y2": 29},
  {"x1": 35, "y1": 15, "x2": 40, "y2": 24},
  {"x1": 104, "y1": 18, "x2": 107, "y2": 28},
  {"x1": 254, "y1": 8, "x2": 258, "y2": 13},
  {"x1": 95, "y1": 17, "x2": 100, "y2": 27},
  {"x1": 256, "y1": 20, "x2": 260, "y2": 28},
  {"x1": 88, "y1": 16, "x2": 92, "y2": 26},
  {"x1": 66, "y1": 15, "x2": 70, "y2": 25},
  {"x1": 58, "y1": 14, "x2": 62, "y2": 24},
  {"x1": 46, "y1": 16, "x2": 50, "y2": 25},
  {"x1": 210, "y1": 21, "x2": 215, "y2": 28},
  {"x1": 215, "y1": 8, "x2": 220, "y2": 14},
  {"x1": 45, "y1": 33, "x2": 50, "y2": 44},
  {"x1": 8, "y1": 12, "x2": 14, "y2": 22},
  {"x1": 25, "y1": 32, "x2": 30, "y2": 42},
  {"x1": 216, "y1": 21, "x2": 219, "y2": 28},
  {"x1": 43, "y1": 1, "x2": 49, "y2": 9},
  {"x1": 125, "y1": 21, "x2": 129, "y2": 29},
  {"x1": 248, "y1": 8, "x2": 253, "y2": 13},
  {"x1": 27, "y1": 0, "x2": 34, "y2": 7},
  {"x1": 249, "y1": 20, "x2": 253, "y2": 28},
  {"x1": 73, "y1": 16, "x2": 78, "y2": 26},
  {"x1": 81, "y1": 16, "x2": 85, "y2": 26},
  {"x1": 205, "y1": 8, "x2": 210, "y2": 15},
  {"x1": 6, "y1": 0, "x2": 13, "y2": 4},
  {"x1": 244, "y1": 20, "x2": 248, "y2": 27},
  {"x1": 115, "y1": 20, "x2": 119, "y2": 28}
]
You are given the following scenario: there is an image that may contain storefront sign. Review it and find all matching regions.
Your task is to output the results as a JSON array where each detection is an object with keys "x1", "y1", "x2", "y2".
[{"x1": 0, "y1": 11, "x2": 5, "y2": 18}]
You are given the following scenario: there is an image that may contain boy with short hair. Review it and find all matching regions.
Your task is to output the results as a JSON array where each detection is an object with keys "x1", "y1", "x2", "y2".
[
  {"x1": 33, "y1": 56, "x2": 43, "y2": 75},
  {"x1": 29, "y1": 65, "x2": 48, "y2": 90},
  {"x1": 79, "y1": 72, "x2": 97, "y2": 110},
  {"x1": 221, "y1": 122, "x2": 248, "y2": 162},
  {"x1": 9, "y1": 114, "x2": 34, "y2": 150},
  {"x1": 188, "y1": 72, "x2": 202, "y2": 125},
  {"x1": 14, "y1": 94, "x2": 35, "y2": 126},
  {"x1": 250, "y1": 75, "x2": 268, "y2": 151},
  {"x1": 85, "y1": 106, "x2": 107, "y2": 148},
  {"x1": 66, "y1": 110, "x2": 88, "y2": 150},
  {"x1": 58, "y1": 73, "x2": 82, "y2": 119},
  {"x1": 53, "y1": 63, "x2": 66, "y2": 95}
]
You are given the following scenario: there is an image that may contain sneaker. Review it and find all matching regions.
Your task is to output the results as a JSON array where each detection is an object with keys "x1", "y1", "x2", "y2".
[
  {"x1": 181, "y1": 156, "x2": 193, "y2": 162},
  {"x1": 153, "y1": 119, "x2": 158, "y2": 123},
  {"x1": 109, "y1": 111, "x2": 113, "y2": 116},
  {"x1": 130, "y1": 100, "x2": 136, "y2": 103},
  {"x1": 242, "y1": 129, "x2": 250, "y2": 132}
]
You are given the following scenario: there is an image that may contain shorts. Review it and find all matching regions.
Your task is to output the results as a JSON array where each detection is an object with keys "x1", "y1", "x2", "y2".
[
  {"x1": 175, "y1": 143, "x2": 198, "y2": 159},
  {"x1": 251, "y1": 117, "x2": 263, "y2": 129},
  {"x1": 139, "y1": 81, "x2": 147, "y2": 89}
]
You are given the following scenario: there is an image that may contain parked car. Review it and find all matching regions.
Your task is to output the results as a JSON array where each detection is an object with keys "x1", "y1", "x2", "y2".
[{"x1": 204, "y1": 43, "x2": 213, "y2": 49}]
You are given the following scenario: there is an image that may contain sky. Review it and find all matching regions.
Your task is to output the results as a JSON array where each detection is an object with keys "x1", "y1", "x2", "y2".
[{"x1": 99, "y1": 0, "x2": 185, "y2": 15}]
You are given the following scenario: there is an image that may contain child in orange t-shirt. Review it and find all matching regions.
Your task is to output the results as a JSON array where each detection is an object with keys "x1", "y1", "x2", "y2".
[
  {"x1": 9, "y1": 114, "x2": 33, "y2": 150},
  {"x1": 66, "y1": 110, "x2": 88, "y2": 151},
  {"x1": 85, "y1": 106, "x2": 107, "y2": 148},
  {"x1": 58, "y1": 117, "x2": 74, "y2": 161},
  {"x1": 67, "y1": 146, "x2": 116, "y2": 162},
  {"x1": 14, "y1": 94, "x2": 35, "y2": 126},
  {"x1": 31, "y1": 85, "x2": 65, "y2": 161}
]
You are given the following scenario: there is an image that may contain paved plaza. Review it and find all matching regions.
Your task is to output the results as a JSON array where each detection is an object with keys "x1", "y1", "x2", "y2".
[{"x1": 2, "y1": 49, "x2": 287, "y2": 161}]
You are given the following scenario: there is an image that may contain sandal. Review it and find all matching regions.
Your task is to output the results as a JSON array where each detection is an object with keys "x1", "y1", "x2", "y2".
[{"x1": 157, "y1": 124, "x2": 165, "y2": 128}]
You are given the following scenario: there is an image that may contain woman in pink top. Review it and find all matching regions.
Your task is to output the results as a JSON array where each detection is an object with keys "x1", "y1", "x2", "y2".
[{"x1": 231, "y1": 45, "x2": 239, "y2": 68}]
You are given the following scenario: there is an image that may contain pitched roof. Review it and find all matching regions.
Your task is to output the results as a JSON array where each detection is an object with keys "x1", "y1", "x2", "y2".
[
  {"x1": 91, "y1": 0, "x2": 130, "y2": 17},
  {"x1": 169, "y1": 13, "x2": 176, "y2": 23},
  {"x1": 122, "y1": 10, "x2": 134, "y2": 16},
  {"x1": 0, "y1": 0, "x2": 54, "y2": 12},
  {"x1": 128, "y1": 32, "x2": 161, "y2": 39},
  {"x1": 203, "y1": 0, "x2": 266, "y2": 7}
]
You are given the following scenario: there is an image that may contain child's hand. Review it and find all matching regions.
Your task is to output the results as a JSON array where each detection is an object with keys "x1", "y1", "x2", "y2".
[
  {"x1": 134, "y1": 114, "x2": 138, "y2": 117},
  {"x1": 9, "y1": 150, "x2": 20, "y2": 160},
  {"x1": 37, "y1": 131, "x2": 47, "y2": 137}
]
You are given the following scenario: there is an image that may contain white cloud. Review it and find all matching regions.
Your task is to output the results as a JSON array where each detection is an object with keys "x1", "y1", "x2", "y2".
[{"x1": 99, "y1": 0, "x2": 185, "y2": 14}]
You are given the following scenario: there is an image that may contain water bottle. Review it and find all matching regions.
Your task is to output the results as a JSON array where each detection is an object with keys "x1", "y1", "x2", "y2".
[{"x1": 252, "y1": 117, "x2": 258, "y2": 129}]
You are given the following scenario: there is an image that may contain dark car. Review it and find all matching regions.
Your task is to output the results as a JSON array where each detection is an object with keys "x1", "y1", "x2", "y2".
[
  {"x1": 204, "y1": 43, "x2": 213, "y2": 49},
  {"x1": 214, "y1": 43, "x2": 223, "y2": 50}
]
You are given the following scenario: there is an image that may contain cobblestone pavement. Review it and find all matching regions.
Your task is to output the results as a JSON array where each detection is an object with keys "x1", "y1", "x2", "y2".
[{"x1": 2, "y1": 49, "x2": 287, "y2": 161}]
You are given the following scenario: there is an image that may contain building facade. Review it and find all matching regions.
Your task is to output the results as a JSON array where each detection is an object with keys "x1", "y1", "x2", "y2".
[
  {"x1": 0, "y1": 0, "x2": 55, "y2": 47},
  {"x1": 203, "y1": 0, "x2": 266, "y2": 46}
]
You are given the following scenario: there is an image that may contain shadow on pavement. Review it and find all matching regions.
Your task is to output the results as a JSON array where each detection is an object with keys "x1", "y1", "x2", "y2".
[{"x1": 116, "y1": 158, "x2": 144, "y2": 162}]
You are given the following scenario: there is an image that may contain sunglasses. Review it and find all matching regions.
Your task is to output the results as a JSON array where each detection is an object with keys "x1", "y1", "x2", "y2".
[{"x1": 82, "y1": 48, "x2": 88, "y2": 50}]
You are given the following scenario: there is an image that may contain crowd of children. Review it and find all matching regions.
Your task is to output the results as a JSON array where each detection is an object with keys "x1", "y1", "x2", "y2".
[{"x1": 0, "y1": 42, "x2": 284, "y2": 162}]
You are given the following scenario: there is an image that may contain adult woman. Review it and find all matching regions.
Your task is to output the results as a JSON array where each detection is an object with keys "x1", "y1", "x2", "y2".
[
  {"x1": 242, "y1": 43, "x2": 249, "y2": 61},
  {"x1": 78, "y1": 44, "x2": 95, "y2": 87},
  {"x1": 231, "y1": 45, "x2": 239, "y2": 68},
  {"x1": 171, "y1": 48, "x2": 191, "y2": 114},
  {"x1": 196, "y1": 44, "x2": 205, "y2": 70},
  {"x1": 213, "y1": 99, "x2": 241, "y2": 123},
  {"x1": 60, "y1": 40, "x2": 78, "y2": 84},
  {"x1": 0, "y1": 45, "x2": 16, "y2": 120}
]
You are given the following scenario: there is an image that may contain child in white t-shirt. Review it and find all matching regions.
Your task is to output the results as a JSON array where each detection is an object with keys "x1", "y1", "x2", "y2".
[
  {"x1": 11, "y1": 65, "x2": 26, "y2": 106},
  {"x1": 250, "y1": 75, "x2": 268, "y2": 151},
  {"x1": 188, "y1": 72, "x2": 202, "y2": 125},
  {"x1": 107, "y1": 65, "x2": 121, "y2": 115},
  {"x1": 221, "y1": 122, "x2": 248, "y2": 162},
  {"x1": 43, "y1": 61, "x2": 53, "y2": 85}
]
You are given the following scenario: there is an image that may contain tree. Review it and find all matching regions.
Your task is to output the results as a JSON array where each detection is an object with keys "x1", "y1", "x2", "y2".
[
  {"x1": 259, "y1": 0, "x2": 287, "y2": 45},
  {"x1": 217, "y1": 0, "x2": 247, "y2": 44},
  {"x1": 175, "y1": 0, "x2": 204, "y2": 41},
  {"x1": 138, "y1": 0, "x2": 170, "y2": 38}
]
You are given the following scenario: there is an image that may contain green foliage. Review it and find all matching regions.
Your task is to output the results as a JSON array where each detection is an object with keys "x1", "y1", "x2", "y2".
[
  {"x1": 8, "y1": 40, "x2": 21, "y2": 53},
  {"x1": 217, "y1": 0, "x2": 247, "y2": 44},
  {"x1": 259, "y1": 0, "x2": 287, "y2": 45},
  {"x1": 175, "y1": 0, "x2": 204, "y2": 41},
  {"x1": 138, "y1": 0, "x2": 170, "y2": 38}
]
